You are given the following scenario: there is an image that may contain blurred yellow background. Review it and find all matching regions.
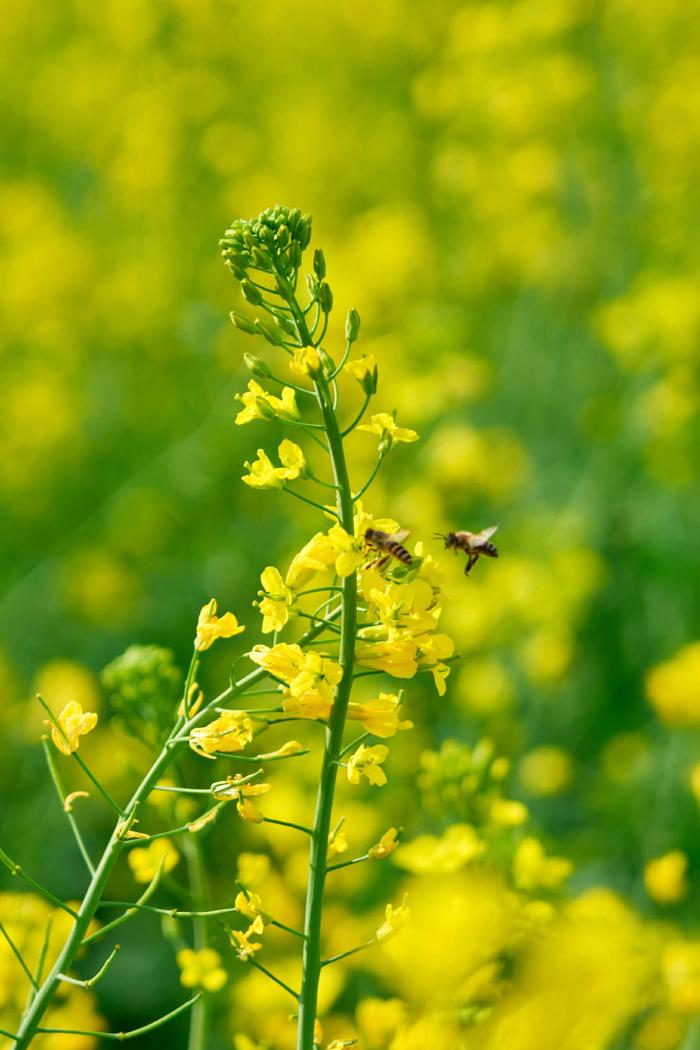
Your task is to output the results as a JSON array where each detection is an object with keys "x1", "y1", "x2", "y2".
[{"x1": 1, "y1": 0, "x2": 700, "y2": 1047}]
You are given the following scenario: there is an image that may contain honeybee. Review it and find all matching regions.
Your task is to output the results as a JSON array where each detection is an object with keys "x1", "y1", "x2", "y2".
[
  {"x1": 436, "y1": 526, "x2": 499, "y2": 575},
  {"x1": 364, "y1": 527, "x2": 413, "y2": 570}
]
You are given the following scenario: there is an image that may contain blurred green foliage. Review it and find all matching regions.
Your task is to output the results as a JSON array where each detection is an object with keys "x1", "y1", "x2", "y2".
[{"x1": 1, "y1": 0, "x2": 699, "y2": 1047}]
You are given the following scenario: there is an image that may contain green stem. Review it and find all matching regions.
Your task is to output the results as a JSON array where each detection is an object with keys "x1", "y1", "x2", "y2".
[
  {"x1": 298, "y1": 374, "x2": 358, "y2": 1048},
  {"x1": 182, "y1": 835, "x2": 208, "y2": 1050}
]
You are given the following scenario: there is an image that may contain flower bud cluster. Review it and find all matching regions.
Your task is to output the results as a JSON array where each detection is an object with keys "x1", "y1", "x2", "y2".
[
  {"x1": 220, "y1": 205, "x2": 312, "y2": 282},
  {"x1": 101, "y1": 644, "x2": 181, "y2": 743}
]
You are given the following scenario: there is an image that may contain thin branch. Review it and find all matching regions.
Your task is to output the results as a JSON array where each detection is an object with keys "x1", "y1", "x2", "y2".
[
  {"x1": 0, "y1": 919, "x2": 38, "y2": 990},
  {"x1": 41, "y1": 737, "x2": 95, "y2": 876},
  {"x1": 352, "y1": 452, "x2": 385, "y2": 502},
  {"x1": 36, "y1": 993, "x2": 201, "y2": 1040},
  {"x1": 0, "y1": 848, "x2": 78, "y2": 919},
  {"x1": 339, "y1": 731, "x2": 370, "y2": 760},
  {"x1": 58, "y1": 944, "x2": 121, "y2": 989},
  {"x1": 341, "y1": 391, "x2": 371, "y2": 437},
  {"x1": 246, "y1": 958, "x2": 299, "y2": 1001},
  {"x1": 269, "y1": 918, "x2": 306, "y2": 940},
  {"x1": 327, "y1": 853, "x2": 370, "y2": 874},
  {"x1": 262, "y1": 816, "x2": 313, "y2": 836},
  {"x1": 283, "y1": 486, "x2": 334, "y2": 514},
  {"x1": 321, "y1": 939, "x2": 375, "y2": 967},
  {"x1": 82, "y1": 861, "x2": 165, "y2": 947}
]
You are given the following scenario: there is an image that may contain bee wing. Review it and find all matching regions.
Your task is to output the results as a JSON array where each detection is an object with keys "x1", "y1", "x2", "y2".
[
  {"x1": 388, "y1": 529, "x2": 410, "y2": 544},
  {"x1": 471, "y1": 525, "x2": 498, "y2": 547}
]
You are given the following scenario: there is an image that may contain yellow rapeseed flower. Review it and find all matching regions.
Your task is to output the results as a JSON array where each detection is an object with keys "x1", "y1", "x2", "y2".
[
  {"x1": 258, "y1": 566, "x2": 294, "y2": 633},
  {"x1": 644, "y1": 851, "x2": 688, "y2": 904},
  {"x1": 176, "y1": 947, "x2": 227, "y2": 992},
  {"x1": 376, "y1": 894, "x2": 410, "y2": 941},
  {"x1": 327, "y1": 524, "x2": 365, "y2": 577},
  {"x1": 489, "y1": 798, "x2": 529, "y2": 828},
  {"x1": 195, "y1": 599, "x2": 245, "y2": 651},
  {"x1": 282, "y1": 691, "x2": 333, "y2": 720},
  {"x1": 345, "y1": 354, "x2": 377, "y2": 383},
  {"x1": 355, "y1": 638, "x2": 418, "y2": 679},
  {"x1": 663, "y1": 940, "x2": 700, "y2": 1013},
  {"x1": 347, "y1": 692, "x2": 413, "y2": 738},
  {"x1": 358, "y1": 413, "x2": 418, "y2": 447},
  {"x1": 285, "y1": 531, "x2": 337, "y2": 589},
  {"x1": 230, "y1": 915, "x2": 265, "y2": 960},
  {"x1": 127, "y1": 839, "x2": 179, "y2": 883},
  {"x1": 234, "y1": 379, "x2": 299, "y2": 425},
  {"x1": 393, "y1": 824, "x2": 485, "y2": 874},
  {"x1": 212, "y1": 774, "x2": 271, "y2": 823},
  {"x1": 234, "y1": 890, "x2": 264, "y2": 921},
  {"x1": 368, "y1": 827, "x2": 400, "y2": 860},
  {"x1": 645, "y1": 643, "x2": 700, "y2": 727},
  {"x1": 519, "y1": 746, "x2": 574, "y2": 796},
  {"x1": 242, "y1": 440, "x2": 306, "y2": 490},
  {"x1": 346, "y1": 743, "x2": 389, "y2": 786},
  {"x1": 48, "y1": 700, "x2": 98, "y2": 755},
  {"x1": 188, "y1": 711, "x2": 254, "y2": 759},
  {"x1": 513, "y1": 836, "x2": 573, "y2": 891},
  {"x1": 290, "y1": 346, "x2": 322, "y2": 376}
]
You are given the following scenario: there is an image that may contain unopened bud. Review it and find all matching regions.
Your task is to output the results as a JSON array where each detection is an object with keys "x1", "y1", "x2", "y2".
[
  {"x1": 243, "y1": 353, "x2": 271, "y2": 378},
  {"x1": 345, "y1": 308, "x2": 361, "y2": 343},
  {"x1": 318, "y1": 346, "x2": 335, "y2": 374},
  {"x1": 289, "y1": 242, "x2": 302, "y2": 269},
  {"x1": 361, "y1": 364, "x2": 378, "y2": 397},
  {"x1": 254, "y1": 319, "x2": 285, "y2": 346},
  {"x1": 241, "y1": 280, "x2": 263, "y2": 306},
  {"x1": 230, "y1": 311, "x2": 257, "y2": 335},
  {"x1": 274, "y1": 314, "x2": 297, "y2": 337},
  {"x1": 313, "y1": 249, "x2": 326, "y2": 280},
  {"x1": 318, "y1": 281, "x2": 333, "y2": 314}
]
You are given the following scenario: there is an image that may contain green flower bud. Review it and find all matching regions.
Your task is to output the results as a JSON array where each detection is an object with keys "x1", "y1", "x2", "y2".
[
  {"x1": 254, "y1": 318, "x2": 286, "y2": 346},
  {"x1": 361, "y1": 364, "x2": 378, "y2": 397},
  {"x1": 313, "y1": 248, "x2": 326, "y2": 280},
  {"x1": 345, "y1": 308, "x2": 361, "y2": 343},
  {"x1": 318, "y1": 346, "x2": 335, "y2": 374},
  {"x1": 243, "y1": 353, "x2": 272, "y2": 378},
  {"x1": 241, "y1": 280, "x2": 263, "y2": 306},
  {"x1": 230, "y1": 311, "x2": 258, "y2": 335},
  {"x1": 274, "y1": 314, "x2": 297, "y2": 337},
  {"x1": 101, "y1": 645, "x2": 181, "y2": 745},
  {"x1": 318, "y1": 281, "x2": 333, "y2": 314},
  {"x1": 252, "y1": 247, "x2": 271, "y2": 270}
]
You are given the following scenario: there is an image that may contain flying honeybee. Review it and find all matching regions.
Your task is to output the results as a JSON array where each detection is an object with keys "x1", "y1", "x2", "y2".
[
  {"x1": 364, "y1": 527, "x2": 413, "y2": 570},
  {"x1": 435, "y1": 526, "x2": 499, "y2": 575}
]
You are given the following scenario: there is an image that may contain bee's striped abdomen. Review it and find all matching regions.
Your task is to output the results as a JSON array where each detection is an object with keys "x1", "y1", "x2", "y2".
[
  {"x1": 480, "y1": 541, "x2": 499, "y2": 558},
  {"x1": 386, "y1": 541, "x2": 413, "y2": 564}
]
